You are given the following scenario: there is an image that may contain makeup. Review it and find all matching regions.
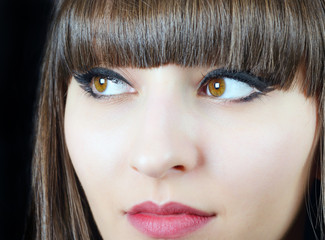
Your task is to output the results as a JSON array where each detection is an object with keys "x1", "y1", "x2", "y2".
[
  {"x1": 74, "y1": 67, "x2": 134, "y2": 99},
  {"x1": 74, "y1": 67, "x2": 130, "y2": 85},
  {"x1": 74, "y1": 67, "x2": 273, "y2": 103},
  {"x1": 199, "y1": 68, "x2": 270, "y2": 91},
  {"x1": 198, "y1": 68, "x2": 273, "y2": 103},
  {"x1": 126, "y1": 201, "x2": 216, "y2": 239}
]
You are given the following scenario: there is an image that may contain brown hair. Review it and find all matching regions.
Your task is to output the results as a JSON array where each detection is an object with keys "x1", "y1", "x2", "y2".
[{"x1": 26, "y1": 0, "x2": 325, "y2": 239}]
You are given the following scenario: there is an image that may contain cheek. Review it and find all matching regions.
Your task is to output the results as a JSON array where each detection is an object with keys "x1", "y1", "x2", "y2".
[
  {"x1": 65, "y1": 119, "x2": 124, "y2": 182},
  {"x1": 200, "y1": 91, "x2": 317, "y2": 231},
  {"x1": 64, "y1": 85, "x2": 133, "y2": 197},
  {"x1": 202, "y1": 91, "x2": 316, "y2": 184},
  {"x1": 217, "y1": 120, "x2": 313, "y2": 194}
]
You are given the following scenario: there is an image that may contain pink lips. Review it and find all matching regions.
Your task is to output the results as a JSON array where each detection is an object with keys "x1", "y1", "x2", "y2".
[{"x1": 126, "y1": 201, "x2": 215, "y2": 239}]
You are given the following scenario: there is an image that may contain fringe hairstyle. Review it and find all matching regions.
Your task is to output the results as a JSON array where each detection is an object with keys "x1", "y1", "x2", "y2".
[{"x1": 26, "y1": 0, "x2": 325, "y2": 239}]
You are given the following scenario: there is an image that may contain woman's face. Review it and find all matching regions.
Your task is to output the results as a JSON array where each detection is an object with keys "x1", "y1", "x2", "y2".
[{"x1": 65, "y1": 65, "x2": 317, "y2": 240}]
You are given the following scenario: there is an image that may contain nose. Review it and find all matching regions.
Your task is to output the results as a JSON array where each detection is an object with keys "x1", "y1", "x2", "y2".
[{"x1": 128, "y1": 89, "x2": 200, "y2": 179}]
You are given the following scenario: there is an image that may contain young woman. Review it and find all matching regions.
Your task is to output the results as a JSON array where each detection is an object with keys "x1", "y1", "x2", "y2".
[{"x1": 26, "y1": 0, "x2": 325, "y2": 239}]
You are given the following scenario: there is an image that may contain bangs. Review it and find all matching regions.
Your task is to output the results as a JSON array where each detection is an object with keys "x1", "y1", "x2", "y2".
[{"x1": 54, "y1": 0, "x2": 324, "y2": 96}]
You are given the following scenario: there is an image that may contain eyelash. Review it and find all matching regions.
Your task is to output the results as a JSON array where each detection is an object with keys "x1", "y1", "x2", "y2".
[
  {"x1": 74, "y1": 68, "x2": 134, "y2": 100},
  {"x1": 197, "y1": 69, "x2": 272, "y2": 103},
  {"x1": 74, "y1": 68, "x2": 272, "y2": 103}
]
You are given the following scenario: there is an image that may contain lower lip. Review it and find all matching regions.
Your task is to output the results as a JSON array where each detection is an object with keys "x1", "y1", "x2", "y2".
[{"x1": 127, "y1": 213, "x2": 212, "y2": 239}]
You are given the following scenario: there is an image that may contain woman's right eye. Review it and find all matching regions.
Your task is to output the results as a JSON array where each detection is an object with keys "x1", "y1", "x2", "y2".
[
  {"x1": 91, "y1": 76, "x2": 136, "y2": 96},
  {"x1": 74, "y1": 68, "x2": 136, "y2": 99}
]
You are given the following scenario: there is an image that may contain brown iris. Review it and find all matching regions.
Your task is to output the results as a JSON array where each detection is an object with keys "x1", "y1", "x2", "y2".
[
  {"x1": 208, "y1": 78, "x2": 226, "y2": 97},
  {"x1": 93, "y1": 77, "x2": 108, "y2": 92}
]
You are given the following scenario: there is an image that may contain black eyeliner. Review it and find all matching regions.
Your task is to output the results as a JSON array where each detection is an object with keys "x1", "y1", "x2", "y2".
[
  {"x1": 236, "y1": 92, "x2": 266, "y2": 103},
  {"x1": 199, "y1": 68, "x2": 270, "y2": 92},
  {"x1": 73, "y1": 67, "x2": 135, "y2": 99},
  {"x1": 74, "y1": 67, "x2": 133, "y2": 87}
]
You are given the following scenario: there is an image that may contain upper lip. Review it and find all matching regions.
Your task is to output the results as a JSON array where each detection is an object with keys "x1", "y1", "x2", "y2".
[{"x1": 126, "y1": 201, "x2": 216, "y2": 217}]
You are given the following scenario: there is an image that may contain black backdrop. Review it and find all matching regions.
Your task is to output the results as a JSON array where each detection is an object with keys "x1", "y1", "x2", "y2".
[{"x1": 0, "y1": 1, "x2": 53, "y2": 239}]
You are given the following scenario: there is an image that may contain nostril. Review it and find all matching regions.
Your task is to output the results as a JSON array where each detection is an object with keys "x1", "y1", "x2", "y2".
[{"x1": 173, "y1": 165, "x2": 185, "y2": 171}]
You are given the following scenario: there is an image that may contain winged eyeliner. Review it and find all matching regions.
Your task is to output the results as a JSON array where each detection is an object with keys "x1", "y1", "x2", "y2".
[
  {"x1": 74, "y1": 67, "x2": 132, "y2": 86},
  {"x1": 200, "y1": 68, "x2": 269, "y2": 92}
]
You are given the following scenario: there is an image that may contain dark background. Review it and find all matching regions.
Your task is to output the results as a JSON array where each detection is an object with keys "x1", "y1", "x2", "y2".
[{"x1": 0, "y1": 1, "x2": 53, "y2": 239}]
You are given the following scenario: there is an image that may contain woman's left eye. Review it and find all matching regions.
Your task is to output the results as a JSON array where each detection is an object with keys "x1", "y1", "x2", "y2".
[
  {"x1": 91, "y1": 76, "x2": 136, "y2": 96},
  {"x1": 200, "y1": 77, "x2": 262, "y2": 102},
  {"x1": 198, "y1": 69, "x2": 271, "y2": 102},
  {"x1": 202, "y1": 77, "x2": 258, "y2": 101}
]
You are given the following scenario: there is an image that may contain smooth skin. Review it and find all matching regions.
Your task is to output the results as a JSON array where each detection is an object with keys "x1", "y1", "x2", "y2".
[{"x1": 65, "y1": 65, "x2": 318, "y2": 240}]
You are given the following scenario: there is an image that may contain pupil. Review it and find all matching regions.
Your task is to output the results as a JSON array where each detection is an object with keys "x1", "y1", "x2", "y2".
[{"x1": 214, "y1": 82, "x2": 220, "y2": 89}]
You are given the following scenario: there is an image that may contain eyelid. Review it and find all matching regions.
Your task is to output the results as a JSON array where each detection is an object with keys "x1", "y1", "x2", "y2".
[
  {"x1": 199, "y1": 68, "x2": 269, "y2": 92},
  {"x1": 74, "y1": 67, "x2": 134, "y2": 87}
]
